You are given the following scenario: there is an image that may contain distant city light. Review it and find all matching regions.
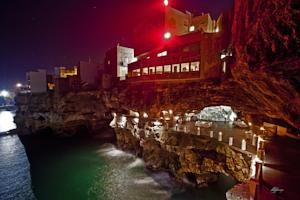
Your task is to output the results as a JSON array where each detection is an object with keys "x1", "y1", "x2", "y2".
[
  {"x1": 189, "y1": 26, "x2": 195, "y2": 32},
  {"x1": 16, "y1": 83, "x2": 22, "y2": 88},
  {"x1": 0, "y1": 90, "x2": 9, "y2": 97},
  {"x1": 164, "y1": 32, "x2": 171, "y2": 40},
  {"x1": 164, "y1": 0, "x2": 169, "y2": 6}
]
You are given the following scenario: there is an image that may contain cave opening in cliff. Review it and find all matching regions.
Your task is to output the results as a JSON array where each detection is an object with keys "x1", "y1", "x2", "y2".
[
  {"x1": 185, "y1": 172, "x2": 197, "y2": 185},
  {"x1": 197, "y1": 106, "x2": 237, "y2": 122}
]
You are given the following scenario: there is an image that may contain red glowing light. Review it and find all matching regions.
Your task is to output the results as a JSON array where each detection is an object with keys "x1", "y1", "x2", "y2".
[
  {"x1": 164, "y1": 0, "x2": 169, "y2": 6},
  {"x1": 164, "y1": 32, "x2": 171, "y2": 40}
]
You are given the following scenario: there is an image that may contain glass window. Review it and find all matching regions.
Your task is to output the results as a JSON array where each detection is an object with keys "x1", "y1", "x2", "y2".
[
  {"x1": 132, "y1": 69, "x2": 141, "y2": 77},
  {"x1": 172, "y1": 64, "x2": 180, "y2": 73},
  {"x1": 164, "y1": 65, "x2": 171, "y2": 73},
  {"x1": 149, "y1": 67, "x2": 155, "y2": 75},
  {"x1": 190, "y1": 61, "x2": 200, "y2": 71},
  {"x1": 181, "y1": 63, "x2": 189, "y2": 72},
  {"x1": 142, "y1": 68, "x2": 148, "y2": 75},
  {"x1": 156, "y1": 66, "x2": 163, "y2": 74}
]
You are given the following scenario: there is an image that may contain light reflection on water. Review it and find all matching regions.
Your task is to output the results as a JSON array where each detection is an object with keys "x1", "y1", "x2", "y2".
[
  {"x1": 0, "y1": 111, "x2": 35, "y2": 199},
  {"x1": 90, "y1": 144, "x2": 174, "y2": 200},
  {"x1": 0, "y1": 135, "x2": 35, "y2": 199},
  {"x1": 0, "y1": 111, "x2": 16, "y2": 133}
]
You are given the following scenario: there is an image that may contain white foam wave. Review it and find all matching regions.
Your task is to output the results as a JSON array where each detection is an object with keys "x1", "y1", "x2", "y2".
[
  {"x1": 134, "y1": 177, "x2": 158, "y2": 185},
  {"x1": 97, "y1": 144, "x2": 133, "y2": 158},
  {"x1": 127, "y1": 158, "x2": 144, "y2": 169}
]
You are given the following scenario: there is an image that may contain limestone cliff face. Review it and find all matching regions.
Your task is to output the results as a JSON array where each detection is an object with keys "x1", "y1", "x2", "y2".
[
  {"x1": 231, "y1": 0, "x2": 300, "y2": 128},
  {"x1": 115, "y1": 128, "x2": 252, "y2": 187},
  {"x1": 15, "y1": 91, "x2": 111, "y2": 136}
]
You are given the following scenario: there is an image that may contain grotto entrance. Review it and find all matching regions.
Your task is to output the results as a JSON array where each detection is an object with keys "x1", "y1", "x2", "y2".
[{"x1": 196, "y1": 106, "x2": 237, "y2": 122}]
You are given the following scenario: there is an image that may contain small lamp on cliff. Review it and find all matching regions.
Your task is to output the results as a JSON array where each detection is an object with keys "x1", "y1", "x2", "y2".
[
  {"x1": 260, "y1": 126, "x2": 265, "y2": 136},
  {"x1": 16, "y1": 83, "x2": 22, "y2": 88},
  {"x1": 164, "y1": 32, "x2": 171, "y2": 40},
  {"x1": 241, "y1": 139, "x2": 247, "y2": 151}
]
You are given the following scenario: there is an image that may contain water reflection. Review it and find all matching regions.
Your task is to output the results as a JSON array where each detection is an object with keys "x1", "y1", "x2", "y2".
[
  {"x1": 0, "y1": 111, "x2": 16, "y2": 133},
  {"x1": 0, "y1": 135, "x2": 35, "y2": 199}
]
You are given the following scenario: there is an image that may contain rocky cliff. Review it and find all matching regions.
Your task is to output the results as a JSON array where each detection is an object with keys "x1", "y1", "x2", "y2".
[
  {"x1": 115, "y1": 127, "x2": 252, "y2": 187},
  {"x1": 231, "y1": 0, "x2": 300, "y2": 129},
  {"x1": 15, "y1": 91, "x2": 111, "y2": 136}
]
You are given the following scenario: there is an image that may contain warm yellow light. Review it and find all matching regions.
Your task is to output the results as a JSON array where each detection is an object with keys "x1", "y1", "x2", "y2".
[
  {"x1": 16, "y1": 83, "x2": 22, "y2": 88},
  {"x1": 248, "y1": 122, "x2": 252, "y2": 126},
  {"x1": 164, "y1": 32, "x2": 171, "y2": 40},
  {"x1": 60, "y1": 66, "x2": 78, "y2": 78},
  {"x1": 260, "y1": 127, "x2": 265, "y2": 131},
  {"x1": 189, "y1": 26, "x2": 195, "y2": 32},
  {"x1": 164, "y1": 0, "x2": 169, "y2": 6}
]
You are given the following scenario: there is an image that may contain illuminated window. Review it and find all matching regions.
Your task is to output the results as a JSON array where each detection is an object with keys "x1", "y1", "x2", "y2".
[
  {"x1": 48, "y1": 83, "x2": 55, "y2": 90},
  {"x1": 172, "y1": 64, "x2": 180, "y2": 73},
  {"x1": 142, "y1": 68, "x2": 148, "y2": 75},
  {"x1": 132, "y1": 69, "x2": 141, "y2": 77},
  {"x1": 149, "y1": 67, "x2": 155, "y2": 75},
  {"x1": 157, "y1": 51, "x2": 168, "y2": 57},
  {"x1": 60, "y1": 66, "x2": 78, "y2": 78},
  {"x1": 164, "y1": 65, "x2": 171, "y2": 73},
  {"x1": 156, "y1": 66, "x2": 163, "y2": 74},
  {"x1": 190, "y1": 62, "x2": 200, "y2": 71},
  {"x1": 181, "y1": 63, "x2": 189, "y2": 72}
]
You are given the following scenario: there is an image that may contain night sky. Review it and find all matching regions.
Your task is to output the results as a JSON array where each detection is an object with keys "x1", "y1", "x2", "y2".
[{"x1": 0, "y1": 0, "x2": 233, "y2": 89}]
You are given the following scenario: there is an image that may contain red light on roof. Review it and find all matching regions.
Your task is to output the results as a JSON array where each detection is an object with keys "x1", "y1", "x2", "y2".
[
  {"x1": 164, "y1": 0, "x2": 169, "y2": 6},
  {"x1": 164, "y1": 32, "x2": 171, "y2": 40}
]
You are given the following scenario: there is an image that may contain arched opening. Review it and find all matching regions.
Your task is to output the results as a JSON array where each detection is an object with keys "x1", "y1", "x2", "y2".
[{"x1": 197, "y1": 106, "x2": 237, "y2": 122}]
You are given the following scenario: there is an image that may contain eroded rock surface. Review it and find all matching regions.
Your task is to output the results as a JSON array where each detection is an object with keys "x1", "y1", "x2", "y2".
[
  {"x1": 115, "y1": 128, "x2": 252, "y2": 187},
  {"x1": 15, "y1": 91, "x2": 111, "y2": 136}
]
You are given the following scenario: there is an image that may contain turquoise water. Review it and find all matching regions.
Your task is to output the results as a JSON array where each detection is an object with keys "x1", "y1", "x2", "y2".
[
  {"x1": 0, "y1": 111, "x2": 236, "y2": 200},
  {"x1": 26, "y1": 140, "x2": 236, "y2": 200}
]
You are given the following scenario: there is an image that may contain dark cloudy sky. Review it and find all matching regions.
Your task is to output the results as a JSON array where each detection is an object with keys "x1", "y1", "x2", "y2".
[{"x1": 0, "y1": 0, "x2": 233, "y2": 89}]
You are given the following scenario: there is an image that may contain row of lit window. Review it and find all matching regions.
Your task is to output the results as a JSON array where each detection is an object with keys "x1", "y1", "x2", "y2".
[{"x1": 129, "y1": 61, "x2": 200, "y2": 77}]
